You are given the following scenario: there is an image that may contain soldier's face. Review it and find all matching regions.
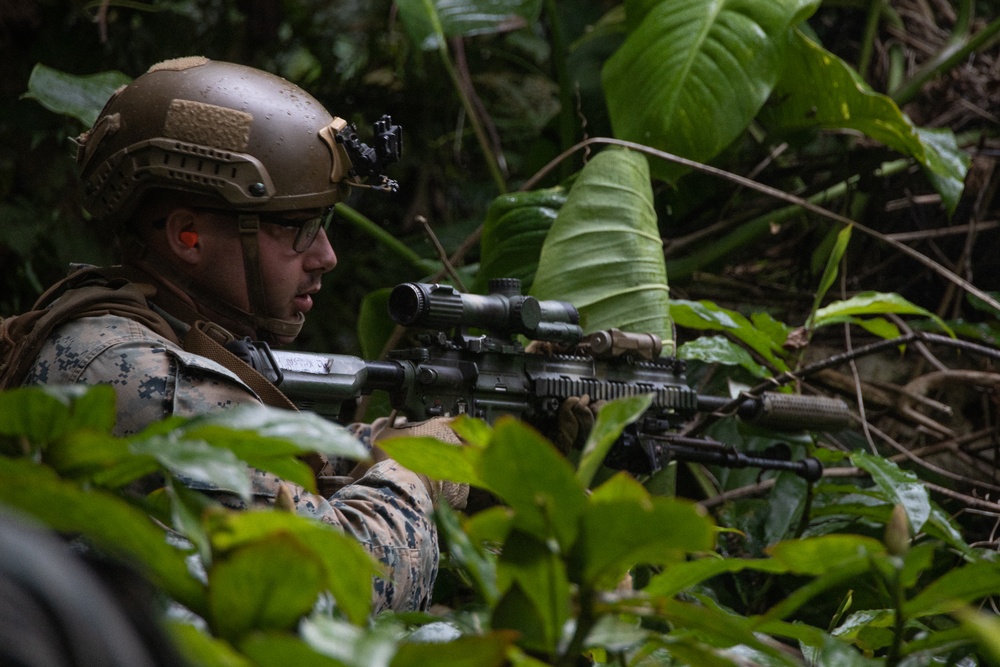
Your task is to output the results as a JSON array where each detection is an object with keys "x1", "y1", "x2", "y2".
[
  {"x1": 193, "y1": 209, "x2": 338, "y2": 342},
  {"x1": 257, "y1": 215, "x2": 339, "y2": 320}
]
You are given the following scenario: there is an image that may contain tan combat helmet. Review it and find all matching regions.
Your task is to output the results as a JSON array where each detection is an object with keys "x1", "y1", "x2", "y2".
[{"x1": 74, "y1": 56, "x2": 401, "y2": 342}]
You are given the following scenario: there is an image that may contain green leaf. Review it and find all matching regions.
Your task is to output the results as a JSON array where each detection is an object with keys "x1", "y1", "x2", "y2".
[
  {"x1": 473, "y1": 188, "x2": 566, "y2": 294},
  {"x1": 0, "y1": 384, "x2": 117, "y2": 447},
  {"x1": 392, "y1": 632, "x2": 516, "y2": 667},
  {"x1": 677, "y1": 335, "x2": 770, "y2": 378},
  {"x1": 462, "y1": 504, "x2": 515, "y2": 546},
  {"x1": 671, "y1": 300, "x2": 788, "y2": 370},
  {"x1": 449, "y1": 414, "x2": 492, "y2": 448},
  {"x1": 182, "y1": 405, "x2": 369, "y2": 462},
  {"x1": 0, "y1": 457, "x2": 204, "y2": 613},
  {"x1": 811, "y1": 225, "x2": 852, "y2": 321},
  {"x1": 168, "y1": 622, "x2": 256, "y2": 667},
  {"x1": 644, "y1": 556, "x2": 788, "y2": 598},
  {"x1": 761, "y1": 30, "x2": 969, "y2": 215},
  {"x1": 24, "y1": 64, "x2": 132, "y2": 127},
  {"x1": 132, "y1": 436, "x2": 253, "y2": 500},
  {"x1": 530, "y1": 149, "x2": 672, "y2": 349},
  {"x1": 209, "y1": 536, "x2": 326, "y2": 640},
  {"x1": 494, "y1": 531, "x2": 570, "y2": 653},
  {"x1": 916, "y1": 127, "x2": 971, "y2": 218},
  {"x1": 766, "y1": 534, "x2": 886, "y2": 575},
  {"x1": 436, "y1": 502, "x2": 499, "y2": 604},
  {"x1": 570, "y1": 483, "x2": 715, "y2": 589},
  {"x1": 851, "y1": 451, "x2": 931, "y2": 533},
  {"x1": 576, "y1": 394, "x2": 653, "y2": 488},
  {"x1": 357, "y1": 288, "x2": 395, "y2": 361},
  {"x1": 374, "y1": 436, "x2": 486, "y2": 487},
  {"x1": 830, "y1": 609, "x2": 896, "y2": 652},
  {"x1": 242, "y1": 632, "x2": 352, "y2": 666},
  {"x1": 657, "y1": 597, "x2": 797, "y2": 663},
  {"x1": 396, "y1": 0, "x2": 543, "y2": 51},
  {"x1": 205, "y1": 511, "x2": 378, "y2": 625},
  {"x1": 298, "y1": 615, "x2": 401, "y2": 667},
  {"x1": 812, "y1": 291, "x2": 953, "y2": 337},
  {"x1": 904, "y1": 560, "x2": 1000, "y2": 618},
  {"x1": 151, "y1": 407, "x2": 368, "y2": 493},
  {"x1": 603, "y1": 0, "x2": 820, "y2": 182},
  {"x1": 491, "y1": 583, "x2": 550, "y2": 652},
  {"x1": 479, "y1": 418, "x2": 586, "y2": 551},
  {"x1": 43, "y1": 430, "x2": 138, "y2": 480},
  {"x1": 951, "y1": 607, "x2": 1000, "y2": 665}
]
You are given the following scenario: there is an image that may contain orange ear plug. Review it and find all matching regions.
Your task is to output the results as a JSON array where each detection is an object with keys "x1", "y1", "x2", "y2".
[{"x1": 179, "y1": 231, "x2": 199, "y2": 248}]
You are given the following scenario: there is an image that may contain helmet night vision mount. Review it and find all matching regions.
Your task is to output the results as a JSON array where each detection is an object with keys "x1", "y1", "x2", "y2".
[{"x1": 335, "y1": 115, "x2": 402, "y2": 194}]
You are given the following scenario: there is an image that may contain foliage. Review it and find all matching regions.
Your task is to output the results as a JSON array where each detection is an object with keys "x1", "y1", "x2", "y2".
[
  {"x1": 3, "y1": 383, "x2": 1000, "y2": 665},
  {"x1": 4, "y1": 0, "x2": 1000, "y2": 664}
]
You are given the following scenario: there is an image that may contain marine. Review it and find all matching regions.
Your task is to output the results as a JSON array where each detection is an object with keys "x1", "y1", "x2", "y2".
[{"x1": 1, "y1": 56, "x2": 461, "y2": 613}]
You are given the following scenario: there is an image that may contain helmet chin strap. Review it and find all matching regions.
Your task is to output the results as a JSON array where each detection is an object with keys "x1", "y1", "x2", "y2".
[
  {"x1": 124, "y1": 225, "x2": 304, "y2": 344},
  {"x1": 236, "y1": 214, "x2": 304, "y2": 343}
]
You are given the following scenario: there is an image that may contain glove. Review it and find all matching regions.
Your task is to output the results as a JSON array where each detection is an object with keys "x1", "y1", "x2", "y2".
[
  {"x1": 554, "y1": 394, "x2": 603, "y2": 454},
  {"x1": 359, "y1": 416, "x2": 470, "y2": 510}
]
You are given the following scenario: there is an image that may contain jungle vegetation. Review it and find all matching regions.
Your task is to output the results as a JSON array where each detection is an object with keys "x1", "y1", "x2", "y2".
[{"x1": 2, "y1": 0, "x2": 1000, "y2": 664}]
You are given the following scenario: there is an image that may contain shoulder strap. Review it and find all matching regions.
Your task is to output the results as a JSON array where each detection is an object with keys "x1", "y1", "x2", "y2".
[
  {"x1": 0, "y1": 268, "x2": 179, "y2": 390},
  {"x1": 183, "y1": 321, "x2": 298, "y2": 411}
]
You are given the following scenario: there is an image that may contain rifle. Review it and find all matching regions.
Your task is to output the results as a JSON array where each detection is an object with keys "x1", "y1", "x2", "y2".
[{"x1": 230, "y1": 279, "x2": 851, "y2": 482}]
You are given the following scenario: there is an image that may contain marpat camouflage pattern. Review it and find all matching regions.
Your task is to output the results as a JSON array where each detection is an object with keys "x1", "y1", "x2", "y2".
[{"x1": 24, "y1": 312, "x2": 438, "y2": 613}]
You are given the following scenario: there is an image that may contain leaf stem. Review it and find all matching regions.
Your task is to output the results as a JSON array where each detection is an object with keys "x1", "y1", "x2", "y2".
[
  {"x1": 544, "y1": 0, "x2": 577, "y2": 179},
  {"x1": 333, "y1": 203, "x2": 435, "y2": 275},
  {"x1": 891, "y1": 10, "x2": 1000, "y2": 105},
  {"x1": 423, "y1": 0, "x2": 508, "y2": 193}
]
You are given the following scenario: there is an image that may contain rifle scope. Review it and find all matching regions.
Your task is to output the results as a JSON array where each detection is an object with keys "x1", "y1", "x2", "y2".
[{"x1": 388, "y1": 279, "x2": 584, "y2": 344}]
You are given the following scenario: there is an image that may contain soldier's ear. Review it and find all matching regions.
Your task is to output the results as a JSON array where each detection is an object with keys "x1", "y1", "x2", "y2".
[{"x1": 162, "y1": 208, "x2": 202, "y2": 264}]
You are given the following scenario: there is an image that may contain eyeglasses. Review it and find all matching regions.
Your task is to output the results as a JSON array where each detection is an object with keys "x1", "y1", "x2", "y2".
[
  {"x1": 196, "y1": 207, "x2": 335, "y2": 253},
  {"x1": 258, "y1": 207, "x2": 336, "y2": 253}
]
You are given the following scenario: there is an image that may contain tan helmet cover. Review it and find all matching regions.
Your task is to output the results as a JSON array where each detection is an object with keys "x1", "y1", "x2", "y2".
[{"x1": 77, "y1": 56, "x2": 355, "y2": 223}]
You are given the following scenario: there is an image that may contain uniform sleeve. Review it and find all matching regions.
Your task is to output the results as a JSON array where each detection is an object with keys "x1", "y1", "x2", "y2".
[
  {"x1": 250, "y1": 463, "x2": 439, "y2": 613},
  {"x1": 26, "y1": 315, "x2": 439, "y2": 612}
]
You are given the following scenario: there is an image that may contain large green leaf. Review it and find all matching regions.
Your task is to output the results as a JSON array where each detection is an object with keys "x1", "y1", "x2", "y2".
[
  {"x1": 494, "y1": 531, "x2": 570, "y2": 653},
  {"x1": 904, "y1": 560, "x2": 1000, "y2": 618},
  {"x1": 760, "y1": 30, "x2": 970, "y2": 216},
  {"x1": 811, "y1": 291, "x2": 953, "y2": 337},
  {"x1": 205, "y1": 511, "x2": 378, "y2": 626},
  {"x1": 397, "y1": 0, "x2": 543, "y2": 51},
  {"x1": 602, "y1": 0, "x2": 819, "y2": 182},
  {"x1": 670, "y1": 299, "x2": 789, "y2": 371},
  {"x1": 131, "y1": 436, "x2": 253, "y2": 500},
  {"x1": 479, "y1": 418, "x2": 587, "y2": 551},
  {"x1": 576, "y1": 394, "x2": 653, "y2": 489},
  {"x1": 24, "y1": 64, "x2": 131, "y2": 127},
  {"x1": 373, "y1": 435, "x2": 487, "y2": 488},
  {"x1": 569, "y1": 475, "x2": 715, "y2": 589},
  {"x1": 209, "y1": 537, "x2": 326, "y2": 640},
  {"x1": 473, "y1": 187, "x2": 566, "y2": 295},
  {"x1": 0, "y1": 384, "x2": 117, "y2": 449},
  {"x1": 529, "y1": 148, "x2": 672, "y2": 350}
]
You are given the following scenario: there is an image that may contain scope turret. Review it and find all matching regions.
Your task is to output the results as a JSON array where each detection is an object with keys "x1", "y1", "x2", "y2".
[{"x1": 388, "y1": 279, "x2": 583, "y2": 344}]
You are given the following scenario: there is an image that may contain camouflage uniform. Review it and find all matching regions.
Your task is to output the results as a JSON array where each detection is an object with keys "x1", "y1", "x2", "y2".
[{"x1": 24, "y1": 311, "x2": 438, "y2": 613}]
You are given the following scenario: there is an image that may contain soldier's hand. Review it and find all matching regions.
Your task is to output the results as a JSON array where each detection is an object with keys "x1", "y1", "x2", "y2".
[{"x1": 554, "y1": 394, "x2": 604, "y2": 454}]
